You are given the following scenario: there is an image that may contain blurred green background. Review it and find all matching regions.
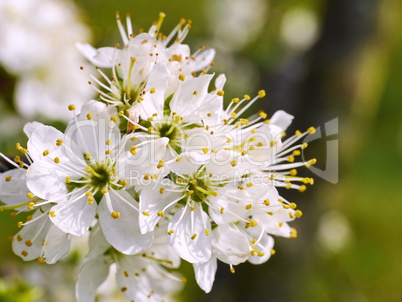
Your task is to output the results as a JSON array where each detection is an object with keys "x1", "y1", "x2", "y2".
[{"x1": 1, "y1": 0, "x2": 401, "y2": 301}]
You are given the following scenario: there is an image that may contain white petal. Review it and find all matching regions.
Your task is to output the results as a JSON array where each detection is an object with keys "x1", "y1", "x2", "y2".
[
  {"x1": 139, "y1": 63, "x2": 168, "y2": 118},
  {"x1": 118, "y1": 136, "x2": 169, "y2": 189},
  {"x1": 170, "y1": 74, "x2": 214, "y2": 122},
  {"x1": 0, "y1": 169, "x2": 30, "y2": 206},
  {"x1": 23, "y1": 121, "x2": 44, "y2": 138},
  {"x1": 212, "y1": 224, "x2": 250, "y2": 265},
  {"x1": 98, "y1": 190, "x2": 153, "y2": 255},
  {"x1": 26, "y1": 162, "x2": 68, "y2": 200},
  {"x1": 192, "y1": 48, "x2": 216, "y2": 71},
  {"x1": 168, "y1": 206, "x2": 212, "y2": 263},
  {"x1": 269, "y1": 110, "x2": 294, "y2": 131},
  {"x1": 12, "y1": 210, "x2": 51, "y2": 261},
  {"x1": 193, "y1": 256, "x2": 217, "y2": 293},
  {"x1": 87, "y1": 222, "x2": 110, "y2": 259},
  {"x1": 27, "y1": 124, "x2": 66, "y2": 163},
  {"x1": 42, "y1": 224, "x2": 71, "y2": 264},
  {"x1": 49, "y1": 190, "x2": 96, "y2": 236},
  {"x1": 248, "y1": 233, "x2": 274, "y2": 265},
  {"x1": 168, "y1": 151, "x2": 209, "y2": 175},
  {"x1": 76, "y1": 255, "x2": 112, "y2": 302},
  {"x1": 139, "y1": 180, "x2": 181, "y2": 234}
]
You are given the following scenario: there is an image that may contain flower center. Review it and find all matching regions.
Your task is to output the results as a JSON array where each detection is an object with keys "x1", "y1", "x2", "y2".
[{"x1": 89, "y1": 165, "x2": 111, "y2": 188}]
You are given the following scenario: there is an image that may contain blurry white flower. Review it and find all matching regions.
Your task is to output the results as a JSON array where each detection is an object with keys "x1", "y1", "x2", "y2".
[
  {"x1": 78, "y1": 12, "x2": 215, "y2": 108},
  {"x1": 0, "y1": 0, "x2": 93, "y2": 120},
  {"x1": 77, "y1": 221, "x2": 183, "y2": 302}
]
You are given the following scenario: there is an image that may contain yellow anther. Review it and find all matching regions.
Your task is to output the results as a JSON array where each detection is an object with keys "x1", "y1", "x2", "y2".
[
  {"x1": 244, "y1": 94, "x2": 251, "y2": 101},
  {"x1": 177, "y1": 177, "x2": 183, "y2": 183},
  {"x1": 167, "y1": 230, "x2": 175, "y2": 235},
  {"x1": 287, "y1": 156, "x2": 295, "y2": 163},
  {"x1": 120, "y1": 179, "x2": 128, "y2": 186},
  {"x1": 193, "y1": 91, "x2": 198, "y2": 95},
  {"x1": 85, "y1": 153, "x2": 92, "y2": 159},
  {"x1": 49, "y1": 211, "x2": 56, "y2": 217},
  {"x1": 138, "y1": 96, "x2": 144, "y2": 103},
  {"x1": 231, "y1": 112, "x2": 237, "y2": 119},
  {"x1": 157, "y1": 211, "x2": 164, "y2": 217},
  {"x1": 298, "y1": 185, "x2": 307, "y2": 192},
  {"x1": 110, "y1": 116, "x2": 118, "y2": 122},
  {"x1": 68, "y1": 104, "x2": 76, "y2": 111},
  {"x1": 38, "y1": 257, "x2": 45, "y2": 264},
  {"x1": 248, "y1": 219, "x2": 258, "y2": 227},
  {"x1": 111, "y1": 211, "x2": 121, "y2": 219},
  {"x1": 20, "y1": 148, "x2": 28, "y2": 154},
  {"x1": 220, "y1": 207, "x2": 225, "y2": 214},
  {"x1": 290, "y1": 227, "x2": 298, "y2": 238},
  {"x1": 309, "y1": 178, "x2": 314, "y2": 185},
  {"x1": 106, "y1": 139, "x2": 112, "y2": 145},
  {"x1": 205, "y1": 228, "x2": 210, "y2": 236},
  {"x1": 87, "y1": 197, "x2": 95, "y2": 204},
  {"x1": 259, "y1": 111, "x2": 267, "y2": 119},
  {"x1": 258, "y1": 90, "x2": 266, "y2": 98},
  {"x1": 142, "y1": 211, "x2": 150, "y2": 216},
  {"x1": 21, "y1": 250, "x2": 28, "y2": 257},
  {"x1": 65, "y1": 177, "x2": 71, "y2": 184},
  {"x1": 246, "y1": 183, "x2": 253, "y2": 187},
  {"x1": 283, "y1": 204, "x2": 290, "y2": 209},
  {"x1": 207, "y1": 113, "x2": 212, "y2": 117},
  {"x1": 301, "y1": 143, "x2": 308, "y2": 149},
  {"x1": 232, "y1": 98, "x2": 240, "y2": 103},
  {"x1": 16, "y1": 235, "x2": 22, "y2": 241},
  {"x1": 17, "y1": 221, "x2": 23, "y2": 228},
  {"x1": 267, "y1": 211, "x2": 273, "y2": 216},
  {"x1": 86, "y1": 113, "x2": 93, "y2": 120},
  {"x1": 245, "y1": 204, "x2": 253, "y2": 210},
  {"x1": 56, "y1": 139, "x2": 63, "y2": 146},
  {"x1": 269, "y1": 174, "x2": 276, "y2": 180},
  {"x1": 190, "y1": 206, "x2": 196, "y2": 211},
  {"x1": 230, "y1": 160, "x2": 237, "y2": 167},
  {"x1": 150, "y1": 87, "x2": 156, "y2": 94},
  {"x1": 178, "y1": 74, "x2": 185, "y2": 81},
  {"x1": 191, "y1": 234, "x2": 197, "y2": 240},
  {"x1": 217, "y1": 90, "x2": 224, "y2": 96},
  {"x1": 105, "y1": 150, "x2": 112, "y2": 155},
  {"x1": 118, "y1": 110, "x2": 124, "y2": 117},
  {"x1": 289, "y1": 169, "x2": 297, "y2": 176},
  {"x1": 270, "y1": 249, "x2": 276, "y2": 255},
  {"x1": 230, "y1": 267, "x2": 236, "y2": 273},
  {"x1": 14, "y1": 156, "x2": 20, "y2": 162},
  {"x1": 101, "y1": 189, "x2": 108, "y2": 194},
  {"x1": 85, "y1": 192, "x2": 93, "y2": 196},
  {"x1": 293, "y1": 150, "x2": 301, "y2": 156},
  {"x1": 307, "y1": 127, "x2": 316, "y2": 134},
  {"x1": 181, "y1": 277, "x2": 187, "y2": 283},
  {"x1": 26, "y1": 193, "x2": 34, "y2": 199},
  {"x1": 289, "y1": 203, "x2": 297, "y2": 209},
  {"x1": 25, "y1": 240, "x2": 33, "y2": 247},
  {"x1": 159, "y1": 187, "x2": 165, "y2": 194},
  {"x1": 295, "y1": 210, "x2": 303, "y2": 218},
  {"x1": 5, "y1": 176, "x2": 12, "y2": 182},
  {"x1": 187, "y1": 190, "x2": 194, "y2": 195},
  {"x1": 202, "y1": 147, "x2": 209, "y2": 154},
  {"x1": 270, "y1": 141, "x2": 277, "y2": 147},
  {"x1": 263, "y1": 199, "x2": 270, "y2": 206},
  {"x1": 15, "y1": 143, "x2": 21, "y2": 150},
  {"x1": 42, "y1": 150, "x2": 49, "y2": 156},
  {"x1": 183, "y1": 134, "x2": 189, "y2": 139}
]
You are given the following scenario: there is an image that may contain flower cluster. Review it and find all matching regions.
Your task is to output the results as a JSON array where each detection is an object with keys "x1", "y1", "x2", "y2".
[{"x1": 0, "y1": 12, "x2": 317, "y2": 301}]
